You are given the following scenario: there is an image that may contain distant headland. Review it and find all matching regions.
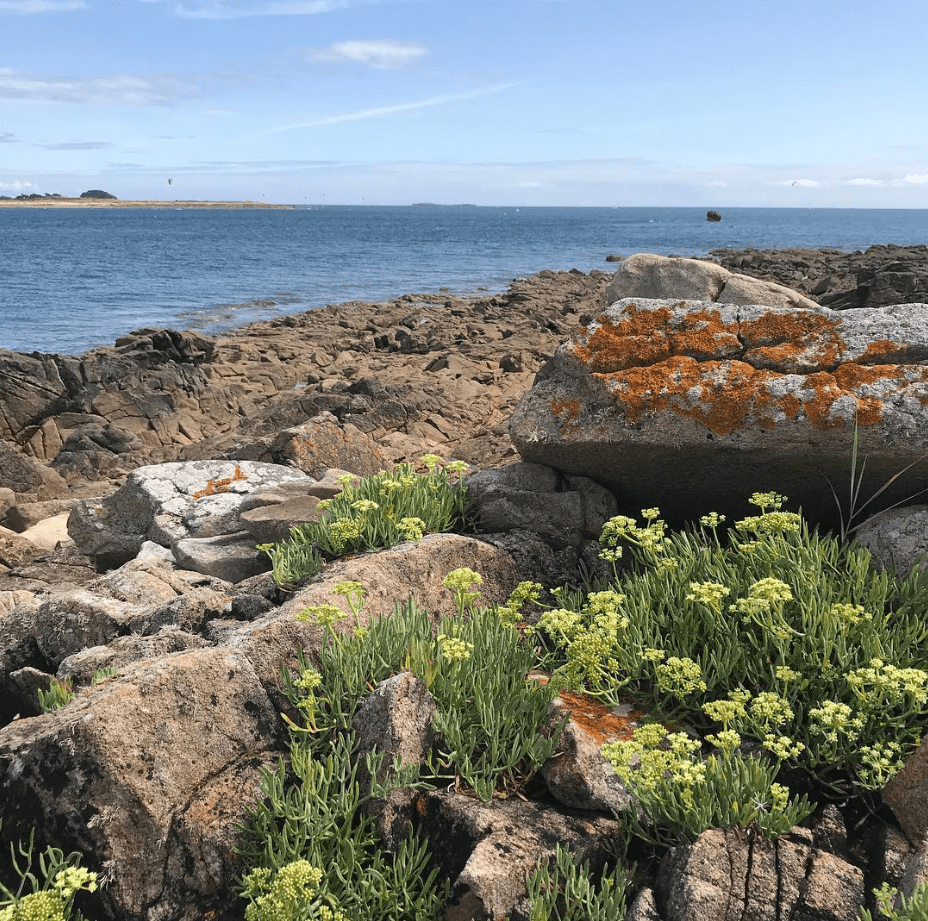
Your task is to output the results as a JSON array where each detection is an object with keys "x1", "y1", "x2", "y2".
[{"x1": 0, "y1": 191, "x2": 292, "y2": 209}]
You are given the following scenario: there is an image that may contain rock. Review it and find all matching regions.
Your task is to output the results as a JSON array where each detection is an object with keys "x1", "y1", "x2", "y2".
[
  {"x1": 2, "y1": 497, "x2": 85, "y2": 532},
  {"x1": 237, "y1": 495, "x2": 322, "y2": 543},
  {"x1": 270, "y1": 412, "x2": 388, "y2": 478},
  {"x1": 172, "y1": 531, "x2": 271, "y2": 583},
  {"x1": 710, "y1": 244, "x2": 928, "y2": 311},
  {"x1": 540, "y1": 687, "x2": 641, "y2": 813},
  {"x1": 510, "y1": 297, "x2": 928, "y2": 527},
  {"x1": 0, "y1": 647, "x2": 279, "y2": 921},
  {"x1": 659, "y1": 826, "x2": 863, "y2": 921},
  {"x1": 413, "y1": 790, "x2": 623, "y2": 921},
  {"x1": 706, "y1": 210, "x2": 722, "y2": 222},
  {"x1": 467, "y1": 462, "x2": 617, "y2": 549},
  {"x1": 0, "y1": 441, "x2": 68, "y2": 497},
  {"x1": 18, "y1": 511, "x2": 71, "y2": 551},
  {"x1": 853, "y1": 505, "x2": 928, "y2": 574},
  {"x1": 606, "y1": 253, "x2": 819, "y2": 310},
  {"x1": 0, "y1": 488, "x2": 15, "y2": 520},
  {"x1": 67, "y1": 460, "x2": 312, "y2": 566},
  {"x1": 884, "y1": 735, "x2": 928, "y2": 843}
]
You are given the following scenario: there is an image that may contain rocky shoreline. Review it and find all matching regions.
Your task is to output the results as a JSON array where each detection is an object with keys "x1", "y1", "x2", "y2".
[{"x1": 3, "y1": 245, "x2": 928, "y2": 921}]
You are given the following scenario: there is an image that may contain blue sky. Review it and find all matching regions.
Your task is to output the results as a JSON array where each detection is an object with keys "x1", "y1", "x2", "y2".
[{"x1": 2, "y1": 0, "x2": 927, "y2": 206}]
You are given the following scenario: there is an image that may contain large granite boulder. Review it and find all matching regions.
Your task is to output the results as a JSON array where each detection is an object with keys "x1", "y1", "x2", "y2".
[
  {"x1": 510, "y1": 298, "x2": 928, "y2": 525},
  {"x1": 606, "y1": 253, "x2": 819, "y2": 311}
]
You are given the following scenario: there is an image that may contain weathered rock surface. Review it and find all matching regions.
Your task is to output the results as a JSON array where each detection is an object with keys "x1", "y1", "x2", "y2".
[
  {"x1": 854, "y1": 504, "x2": 928, "y2": 573},
  {"x1": 67, "y1": 460, "x2": 312, "y2": 566},
  {"x1": 608, "y1": 252, "x2": 819, "y2": 310},
  {"x1": 710, "y1": 244, "x2": 928, "y2": 311},
  {"x1": 510, "y1": 297, "x2": 928, "y2": 525}
]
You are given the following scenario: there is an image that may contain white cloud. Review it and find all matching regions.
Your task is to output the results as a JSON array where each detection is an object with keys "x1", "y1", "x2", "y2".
[
  {"x1": 0, "y1": 0, "x2": 85, "y2": 12},
  {"x1": 0, "y1": 69, "x2": 194, "y2": 105},
  {"x1": 904, "y1": 173, "x2": 928, "y2": 185},
  {"x1": 308, "y1": 40, "x2": 427, "y2": 70},
  {"x1": 0, "y1": 180, "x2": 37, "y2": 190},
  {"x1": 790, "y1": 178, "x2": 820, "y2": 188},
  {"x1": 255, "y1": 83, "x2": 518, "y2": 136},
  {"x1": 42, "y1": 140, "x2": 112, "y2": 150},
  {"x1": 174, "y1": 0, "x2": 350, "y2": 19},
  {"x1": 846, "y1": 178, "x2": 883, "y2": 186},
  {"x1": 0, "y1": 132, "x2": 17, "y2": 142}
]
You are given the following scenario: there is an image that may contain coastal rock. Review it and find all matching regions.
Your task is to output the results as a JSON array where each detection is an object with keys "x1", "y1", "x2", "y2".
[
  {"x1": 269, "y1": 412, "x2": 388, "y2": 478},
  {"x1": 884, "y1": 735, "x2": 928, "y2": 843},
  {"x1": 606, "y1": 253, "x2": 819, "y2": 311},
  {"x1": 0, "y1": 648, "x2": 278, "y2": 921},
  {"x1": 172, "y1": 531, "x2": 270, "y2": 583},
  {"x1": 67, "y1": 460, "x2": 312, "y2": 567},
  {"x1": 710, "y1": 244, "x2": 928, "y2": 311},
  {"x1": 510, "y1": 297, "x2": 928, "y2": 525},
  {"x1": 854, "y1": 505, "x2": 928, "y2": 574},
  {"x1": 0, "y1": 440, "x2": 68, "y2": 498},
  {"x1": 658, "y1": 826, "x2": 863, "y2": 921},
  {"x1": 467, "y1": 462, "x2": 617, "y2": 549}
]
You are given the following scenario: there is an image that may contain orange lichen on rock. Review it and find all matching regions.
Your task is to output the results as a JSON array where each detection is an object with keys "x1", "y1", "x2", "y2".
[
  {"x1": 739, "y1": 311, "x2": 845, "y2": 367},
  {"x1": 556, "y1": 689, "x2": 648, "y2": 745},
  {"x1": 859, "y1": 339, "x2": 907, "y2": 363},
  {"x1": 572, "y1": 304, "x2": 741, "y2": 373},
  {"x1": 193, "y1": 465, "x2": 248, "y2": 499},
  {"x1": 550, "y1": 398, "x2": 581, "y2": 421}
]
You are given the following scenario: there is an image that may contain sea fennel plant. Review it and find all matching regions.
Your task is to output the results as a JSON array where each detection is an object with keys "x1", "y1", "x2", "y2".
[{"x1": 536, "y1": 492, "x2": 928, "y2": 794}]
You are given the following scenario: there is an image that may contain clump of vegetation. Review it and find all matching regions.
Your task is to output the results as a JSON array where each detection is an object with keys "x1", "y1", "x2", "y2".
[
  {"x1": 37, "y1": 678, "x2": 75, "y2": 714},
  {"x1": 533, "y1": 491, "x2": 928, "y2": 839},
  {"x1": 260, "y1": 456, "x2": 469, "y2": 588},
  {"x1": 0, "y1": 824, "x2": 98, "y2": 921}
]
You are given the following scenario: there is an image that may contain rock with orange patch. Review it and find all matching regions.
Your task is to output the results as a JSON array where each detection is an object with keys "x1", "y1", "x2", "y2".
[{"x1": 510, "y1": 298, "x2": 928, "y2": 526}]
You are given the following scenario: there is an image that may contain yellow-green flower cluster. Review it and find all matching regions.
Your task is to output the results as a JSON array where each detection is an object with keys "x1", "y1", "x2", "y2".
[
  {"x1": 242, "y1": 860, "x2": 348, "y2": 921},
  {"x1": 442, "y1": 568, "x2": 482, "y2": 615},
  {"x1": 846, "y1": 659, "x2": 928, "y2": 709},
  {"x1": 748, "y1": 691, "x2": 795, "y2": 731},
  {"x1": 735, "y1": 511, "x2": 802, "y2": 536},
  {"x1": 437, "y1": 633, "x2": 474, "y2": 662},
  {"x1": 699, "y1": 512, "x2": 726, "y2": 529},
  {"x1": 599, "y1": 511, "x2": 670, "y2": 563},
  {"x1": 762, "y1": 733, "x2": 805, "y2": 760},
  {"x1": 858, "y1": 740, "x2": 905, "y2": 787},
  {"x1": 0, "y1": 867, "x2": 98, "y2": 921},
  {"x1": 603, "y1": 725, "x2": 706, "y2": 798},
  {"x1": 702, "y1": 693, "x2": 748, "y2": 728},
  {"x1": 827, "y1": 602, "x2": 871, "y2": 625},
  {"x1": 656, "y1": 656, "x2": 707, "y2": 698},
  {"x1": 296, "y1": 604, "x2": 347, "y2": 628},
  {"x1": 397, "y1": 517, "x2": 426, "y2": 541},
  {"x1": 685, "y1": 581, "x2": 730, "y2": 612},
  {"x1": 497, "y1": 581, "x2": 542, "y2": 628}
]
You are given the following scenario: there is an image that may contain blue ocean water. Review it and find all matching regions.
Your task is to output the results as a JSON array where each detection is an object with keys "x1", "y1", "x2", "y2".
[{"x1": 2, "y1": 205, "x2": 927, "y2": 356}]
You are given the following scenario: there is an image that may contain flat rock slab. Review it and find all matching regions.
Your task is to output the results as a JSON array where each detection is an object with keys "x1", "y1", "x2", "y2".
[
  {"x1": 510, "y1": 298, "x2": 928, "y2": 526},
  {"x1": 67, "y1": 460, "x2": 312, "y2": 563}
]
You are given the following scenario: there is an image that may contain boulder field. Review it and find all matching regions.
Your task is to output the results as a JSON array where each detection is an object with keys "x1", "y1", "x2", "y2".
[{"x1": 3, "y1": 249, "x2": 928, "y2": 920}]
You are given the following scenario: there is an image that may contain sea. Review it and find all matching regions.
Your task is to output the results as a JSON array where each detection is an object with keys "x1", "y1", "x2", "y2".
[{"x1": 2, "y1": 205, "x2": 927, "y2": 356}]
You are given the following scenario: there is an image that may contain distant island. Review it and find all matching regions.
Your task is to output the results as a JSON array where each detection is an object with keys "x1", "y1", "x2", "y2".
[{"x1": 0, "y1": 191, "x2": 292, "y2": 210}]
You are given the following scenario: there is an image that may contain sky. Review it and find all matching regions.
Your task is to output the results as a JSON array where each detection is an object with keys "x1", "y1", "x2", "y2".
[{"x1": 2, "y1": 0, "x2": 928, "y2": 207}]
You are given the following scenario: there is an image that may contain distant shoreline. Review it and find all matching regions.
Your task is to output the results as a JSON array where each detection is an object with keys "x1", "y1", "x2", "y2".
[{"x1": 0, "y1": 198, "x2": 293, "y2": 209}]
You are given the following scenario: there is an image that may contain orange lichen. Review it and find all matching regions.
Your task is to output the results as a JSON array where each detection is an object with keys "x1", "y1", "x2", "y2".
[
  {"x1": 193, "y1": 465, "x2": 248, "y2": 500},
  {"x1": 550, "y1": 398, "x2": 581, "y2": 421},
  {"x1": 572, "y1": 304, "x2": 740, "y2": 372},
  {"x1": 739, "y1": 311, "x2": 845, "y2": 367},
  {"x1": 555, "y1": 688, "x2": 647, "y2": 745},
  {"x1": 860, "y1": 339, "x2": 906, "y2": 363}
]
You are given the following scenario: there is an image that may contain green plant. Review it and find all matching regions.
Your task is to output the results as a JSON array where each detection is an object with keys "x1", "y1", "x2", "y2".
[
  {"x1": 91, "y1": 668, "x2": 117, "y2": 685},
  {"x1": 537, "y1": 493, "x2": 928, "y2": 793},
  {"x1": 523, "y1": 843, "x2": 630, "y2": 921},
  {"x1": 291, "y1": 574, "x2": 566, "y2": 801},
  {"x1": 859, "y1": 882, "x2": 928, "y2": 921},
  {"x1": 602, "y1": 725, "x2": 814, "y2": 843},
  {"x1": 827, "y1": 422, "x2": 928, "y2": 542},
  {"x1": 37, "y1": 678, "x2": 75, "y2": 713},
  {"x1": 265, "y1": 458, "x2": 469, "y2": 587},
  {"x1": 238, "y1": 734, "x2": 447, "y2": 921},
  {"x1": 0, "y1": 824, "x2": 98, "y2": 921}
]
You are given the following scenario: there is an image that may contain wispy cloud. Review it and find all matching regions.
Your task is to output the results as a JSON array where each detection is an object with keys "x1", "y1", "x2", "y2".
[
  {"x1": 905, "y1": 173, "x2": 928, "y2": 185},
  {"x1": 847, "y1": 178, "x2": 884, "y2": 186},
  {"x1": 0, "y1": 0, "x2": 85, "y2": 13},
  {"x1": 307, "y1": 40, "x2": 427, "y2": 70},
  {"x1": 0, "y1": 180, "x2": 37, "y2": 190},
  {"x1": 173, "y1": 0, "x2": 352, "y2": 19},
  {"x1": 42, "y1": 140, "x2": 113, "y2": 150},
  {"x1": 255, "y1": 83, "x2": 518, "y2": 137},
  {"x1": 0, "y1": 68, "x2": 196, "y2": 105},
  {"x1": 0, "y1": 132, "x2": 18, "y2": 142}
]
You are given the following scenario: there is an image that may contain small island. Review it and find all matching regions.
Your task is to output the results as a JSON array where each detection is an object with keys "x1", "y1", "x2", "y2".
[{"x1": 0, "y1": 191, "x2": 292, "y2": 209}]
